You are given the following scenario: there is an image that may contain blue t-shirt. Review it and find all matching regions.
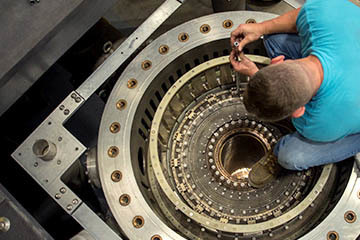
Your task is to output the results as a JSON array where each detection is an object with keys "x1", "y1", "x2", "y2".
[{"x1": 292, "y1": 0, "x2": 360, "y2": 142}]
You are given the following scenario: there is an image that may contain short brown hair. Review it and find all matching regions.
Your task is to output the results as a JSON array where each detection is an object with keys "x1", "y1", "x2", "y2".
[{"x1": 243, "y1": 61, "x2": 313, "y2": 121}]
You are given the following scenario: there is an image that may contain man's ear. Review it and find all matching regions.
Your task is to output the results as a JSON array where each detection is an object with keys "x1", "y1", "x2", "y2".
[
  {"x1": 292, "y1": 106, "x2": 305, "y2": 118},
  {"x1": 271, "y1": 55, "x2": 285, "y2": 65}
]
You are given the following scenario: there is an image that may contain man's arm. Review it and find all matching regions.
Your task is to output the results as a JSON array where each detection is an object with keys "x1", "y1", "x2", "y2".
[
  {"x1": 261, "y1": 8, "x2": 300, "y2": 35},
  {"x1": 231, "y1": 8, "x2": 301, "y2": 52}
]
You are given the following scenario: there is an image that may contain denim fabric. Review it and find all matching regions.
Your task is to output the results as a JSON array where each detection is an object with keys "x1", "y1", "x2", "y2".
[
  {"x1": 263, "y1": 34, "x2": 302, "y2": 59},
  {"x1": 273, "y1": 132, "x2": 360, "y2": 170},
  {"x1": 263, "y1": 33, "x2": 360, "y2": 170}
]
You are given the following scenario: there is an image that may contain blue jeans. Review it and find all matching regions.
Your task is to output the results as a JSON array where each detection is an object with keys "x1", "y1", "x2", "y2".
[{"x1": 263, "y1": 34, "x2": 360, "y2": 170}]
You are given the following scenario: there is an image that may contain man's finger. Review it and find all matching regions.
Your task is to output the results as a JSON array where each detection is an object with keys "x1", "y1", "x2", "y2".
[
  {"x1": 230, "y1": 25, "x2": 244, "y2": 45},
  {"x1": 238, "y1": 51, "x2": 251, "y2": 62},
  {"x1": 237, "y1": 36, "x2": 252, "y2": 52},
  {"x1": 229, "y1": 50, "x2": 238, "y2": 64}
]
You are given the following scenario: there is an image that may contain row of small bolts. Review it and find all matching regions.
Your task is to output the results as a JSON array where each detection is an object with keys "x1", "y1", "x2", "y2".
[{"x1": 54, "y1": 187, "x2": 78, "y2": 211}]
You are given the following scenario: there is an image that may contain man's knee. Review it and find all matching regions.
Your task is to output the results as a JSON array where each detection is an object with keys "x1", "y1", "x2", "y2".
[{"x1": 277, "y1": 145, "x2": 309, "y2": 171}]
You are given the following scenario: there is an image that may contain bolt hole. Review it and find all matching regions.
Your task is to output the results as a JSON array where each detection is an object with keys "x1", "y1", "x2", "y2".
[
  {"x1": 344, "y1": 211, "x2": 357, "y2": 223},
  {"x1": 159, "y1": 45, "x2": 169, "y2": 55},
  {"x1": 111, "y1": 170, "x2": 122, "y2": 182},
  {"x1": 119, "y1": 194, "x2": 131, "y2": 206},
  {"x1": 110, "y1": 122, "x2": 121, "y2": 133},
  {"x1": 223, "y1": 20, "x2": 233, "y2": 29},
  {"x1": 48, "y1": 121, "x2": 52, "y2": 125},
  {"x1": 108, "y1": 146, "x2": 119, "y2": 158},
  {"x1": 327, "y1": 231, "x2": 339, "y2": 240},
  {"x1": 200, "y1": 24, "x2": 211, "y2": 34},
  {"x1": 133, "y1": 216, "x2": 144, "y2": 228},
  {"x1": 128, "y1": 78, "x2": 138, "y2": 88},
  {"x1": 141, "y1": 61, "x2": 152, "y2": 70},
  {"x1": 151, "y1": 235, "x2": 162, "y2": 240},
  {"x1": 116, "y1": 99, "x2": 127, "y2": 110},
  {"x1": 178, "y1": 33, "x2": 189, "y2": 42},
  {"x1": 245, "y1": 18, "x2": 256, "y2": 24}
]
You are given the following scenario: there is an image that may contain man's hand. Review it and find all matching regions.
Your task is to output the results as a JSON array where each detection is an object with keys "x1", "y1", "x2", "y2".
[
  {"x1": 230, "y1": 50, "x2": 259, "y2": 77},
  {"x1": 230, "y1": 23, "x2": 264, "y2": 52}
]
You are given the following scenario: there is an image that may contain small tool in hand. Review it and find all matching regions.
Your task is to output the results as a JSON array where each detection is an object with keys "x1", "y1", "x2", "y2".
[{"x1": 233, "y1": 41, "x2": 241, "y2": 95}]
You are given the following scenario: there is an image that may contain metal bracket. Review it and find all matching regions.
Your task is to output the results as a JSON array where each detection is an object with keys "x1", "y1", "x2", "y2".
[{"x1": 11, "y1": 0, "x2": 184, "y2": 239}]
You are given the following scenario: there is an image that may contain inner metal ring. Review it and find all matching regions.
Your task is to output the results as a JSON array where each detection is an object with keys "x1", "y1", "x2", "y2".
[{"x1": 149, "y1": 56, "x2": 333, "y2": 233}]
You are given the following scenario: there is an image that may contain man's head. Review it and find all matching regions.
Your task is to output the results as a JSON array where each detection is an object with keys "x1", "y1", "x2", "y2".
[{"x1": 243, "y1": 61, "x2": 314, "y2": 121}]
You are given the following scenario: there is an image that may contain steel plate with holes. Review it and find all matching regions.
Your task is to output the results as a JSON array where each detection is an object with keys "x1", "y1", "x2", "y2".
[{"x1": 97, "y1": 11, "x2": 360, "y2": 240}]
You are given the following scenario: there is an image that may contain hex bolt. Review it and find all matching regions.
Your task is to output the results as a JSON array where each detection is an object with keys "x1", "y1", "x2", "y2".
[
  {"x1": 72, "y1": 199, "x2": 79, "y2": 205},
  {"x1": 55, "y1": 193, "x2": 61, "y2": 199},
  {"x1": 66, "y1": 204, "x2": 73, "y2": 211}
]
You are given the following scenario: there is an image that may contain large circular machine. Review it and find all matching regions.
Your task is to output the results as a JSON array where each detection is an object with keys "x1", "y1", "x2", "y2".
[{"x1": 97, "y1": 11, "x2": 359, "y2": 240}]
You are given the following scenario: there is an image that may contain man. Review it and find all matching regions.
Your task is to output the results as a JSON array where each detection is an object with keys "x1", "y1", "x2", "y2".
[{"x1": 229, "y1": 0, "x2": 360, "y2": 188}]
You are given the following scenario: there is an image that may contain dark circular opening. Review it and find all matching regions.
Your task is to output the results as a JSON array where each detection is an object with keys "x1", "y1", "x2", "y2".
[
  {"x1": 345, "y1": 211, "x2": 356, "y2": 223},
  {"x1": 133, "y1": 216, "x2": 144, "y2": 228},
  {"x1": 328, "y1": 233, "x2": 338, "y2": 240},
  {"x1": 120, "y1": 194, "x2": 130, "y2": 206},
  {"x1": 347, "y1": 213, "x2": 354, "y2": 220},
  {"x1": 151, "y1": 235, "x2": 162, "y2": 240},
  {"x1": 111, "y1": 170, "x2": 122, "y2": 182},
  {"x1": 220, "y1": 133, "x2": 265, "y2": 179}
]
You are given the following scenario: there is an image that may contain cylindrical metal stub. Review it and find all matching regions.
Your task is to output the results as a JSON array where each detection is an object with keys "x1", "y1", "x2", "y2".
[
  {"x1": 0, "y1": 217, "x2": 10, "y2": 232},
  {"x1": 86, "y1": 147, "x2": 101, "y2": 188},
  {"x1": 32, "y1": 139, "x2": 57, "y2": 161}
]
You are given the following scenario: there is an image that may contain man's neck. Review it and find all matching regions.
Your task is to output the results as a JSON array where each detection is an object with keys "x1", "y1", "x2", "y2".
[{"x1": 297, "y1": 55, "x2": 324, "y2": 96}]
